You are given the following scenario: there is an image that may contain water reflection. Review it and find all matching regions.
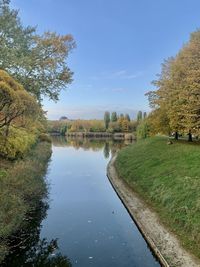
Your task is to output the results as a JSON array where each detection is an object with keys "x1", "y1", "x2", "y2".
[
  {"x1": 2, "y1": 199, "x2": 72, "y2": 267},
  {"x1": 39, "y1": 137, "x2": 160, "y2": 267},
  {"x1": 51, "y1": 136, "x2": 131, "y2": 157},
  {"x1": 2, "y1": 137, "x2": 159, "y2": 267},
  {"x1": 103, "y1": 142, "x2": 110, "y2": 159},
  {"x1": 1, "y1": 166, "x2": 72, "y2": 267},
  {"x1": 1, "y1": 197, "x2": 71, "y2": 267}
]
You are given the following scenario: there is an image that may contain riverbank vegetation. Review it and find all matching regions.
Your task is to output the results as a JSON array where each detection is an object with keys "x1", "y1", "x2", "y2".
[
  {"x1": 0, "y1": 141, "x2": 52, "y2": 262},
  {"x1": 0, "y1": 0, "x2": 74, "y2": 264},
  {"x1": 0, "y1": 70, "x2": 46, "y2": 158},
  {"x1": 0, "y1": 0, "x2": 75, "y2": 158},
  {"x1": 116, "y1": 136, "x2": 200, "y2": 259}
]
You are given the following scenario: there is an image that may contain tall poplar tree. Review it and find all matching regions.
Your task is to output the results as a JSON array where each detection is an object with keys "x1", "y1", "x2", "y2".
[
  {"x1": 111, "y1": 112, "x2": 118, "y2": 122},
  {"x1": 104, "y1": 111, "x2": 110, "y2": 130},
  {"x1": 137, "y1": 111, "x2": 143, "y2": 122}
]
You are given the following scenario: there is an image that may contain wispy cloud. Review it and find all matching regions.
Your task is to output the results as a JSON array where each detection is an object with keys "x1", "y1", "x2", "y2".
[
  {"x1": 111, "y1": 70, "x2": 143, "y2": 79},
  {"x1": 90, "y1": 70, "x2": 143, "y2": 80}
]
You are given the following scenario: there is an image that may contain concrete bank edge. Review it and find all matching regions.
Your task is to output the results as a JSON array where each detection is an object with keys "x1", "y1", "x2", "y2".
[
  {"x1": 107, "y1": 154, "x2": 200, "y2": 267},
  {"x1": 107, "y1": 155, "x2": 169, "y2": 267}
]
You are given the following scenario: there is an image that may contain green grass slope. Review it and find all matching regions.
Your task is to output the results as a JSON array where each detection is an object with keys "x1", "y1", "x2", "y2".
[{"x1": 116, "y1": 136, "x2": 200, "y2": 258}]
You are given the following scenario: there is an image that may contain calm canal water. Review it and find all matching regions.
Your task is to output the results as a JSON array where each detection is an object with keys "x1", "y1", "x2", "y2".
[{"x1": 39, "y1": 137, "x2": 160, "y2": 267}]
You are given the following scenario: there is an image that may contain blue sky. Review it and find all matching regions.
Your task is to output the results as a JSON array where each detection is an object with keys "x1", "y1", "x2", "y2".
[{"x1": 12, "y1": 0, "x2": 200, "y2": 119}]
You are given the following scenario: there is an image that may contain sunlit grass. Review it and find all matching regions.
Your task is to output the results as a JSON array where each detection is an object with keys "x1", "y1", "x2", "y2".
[{"x1": 116, "y1": 136, "x2": 200, "y2": 258}]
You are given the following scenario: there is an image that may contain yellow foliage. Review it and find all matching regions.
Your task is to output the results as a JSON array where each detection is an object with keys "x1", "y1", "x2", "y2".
[
  {"x1": 0, "y1": 127, "x2": 36, "y2": 158},
  {"x1": 0, "y1": 70, "x2": 45, "y2": 158},
  {"x1": 0, "y1": 70, "x2": 23, "y2": 91}
]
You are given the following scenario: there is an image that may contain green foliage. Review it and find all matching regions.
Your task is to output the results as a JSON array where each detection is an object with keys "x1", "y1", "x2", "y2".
[
  {"x1": 111, "y1": 112, "x2": 118, "y2": 122},
  {"x1": 137, "y1": 110, "x2": 143, "y2": 122},
  {"x1": 0, "y1": 1, "x2": 75, "y2": 101},
  {"x1": 136, "y1": 119, "x2": 150, "y2": 139},
  {"x1": 60, "y1": 125, "x2": 67, "y2": 135},
  {"x1": 0, "y1": 127, "x2": 36, "y2": 158},
  {"x1": 104, "y1": 111, "x2": 110, "y2": 130},
  {"x1": 116, "y1": 137, "x2": 200, "y2": 259}
]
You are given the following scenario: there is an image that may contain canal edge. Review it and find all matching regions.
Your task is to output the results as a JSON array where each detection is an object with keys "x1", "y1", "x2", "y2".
[
  {"x1": 106, "y1": 154, "x2": 169, "y2": 267},
  {"x1": 107, "y1": 154, "x2": 200, "y2": 267}
]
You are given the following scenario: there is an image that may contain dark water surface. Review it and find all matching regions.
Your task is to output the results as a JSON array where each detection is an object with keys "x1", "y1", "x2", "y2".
[{"x1": 39, "y1": 137, "x2": 160, "y2": 267}]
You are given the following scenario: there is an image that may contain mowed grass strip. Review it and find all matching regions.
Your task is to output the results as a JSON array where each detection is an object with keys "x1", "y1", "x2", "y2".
[{"x1": 115, "y1": 136, "x2": 200, "y2": 258}]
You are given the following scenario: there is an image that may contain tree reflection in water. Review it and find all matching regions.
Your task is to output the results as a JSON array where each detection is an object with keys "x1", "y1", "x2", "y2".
[
  {"x1": 51, "y1": 136, "x2": 130, "y2": 158},
  {"x1": 103, "y1": 142, "x2": 110, "y2": 158},
  {"x1": 2, "y1": 200, "x2": 72, "y2": 267},
  {"x1": 2, "y1": 137, "x2": 133, "y2": 267}
]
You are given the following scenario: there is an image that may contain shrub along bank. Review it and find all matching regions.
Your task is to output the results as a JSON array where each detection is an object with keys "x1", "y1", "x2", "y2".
[
  {"x1": 115, "y1": 136, "x2": 200, "y2": 259},
  {"x1": 0, "y1": 141, "x2": 52, "y2": 263}
]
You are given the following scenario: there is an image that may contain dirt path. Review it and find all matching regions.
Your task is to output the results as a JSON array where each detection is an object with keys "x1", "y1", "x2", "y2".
[{"x1": 107, "y1": 154, "x2": 200, "y2": 267}]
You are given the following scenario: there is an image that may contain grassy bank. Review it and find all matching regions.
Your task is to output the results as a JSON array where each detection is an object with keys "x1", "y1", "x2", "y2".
[
  {"x1": 115, "y1": 136, "x2": 200, "y2": 259},
  {"x1": 0, "y1": 141, "x2": 52, "y2": 262}
]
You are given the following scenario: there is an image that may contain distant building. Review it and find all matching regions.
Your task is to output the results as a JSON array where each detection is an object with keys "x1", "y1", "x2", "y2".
[{"x1": 59, "y1": 116, "x2": 68, "y2": 121}]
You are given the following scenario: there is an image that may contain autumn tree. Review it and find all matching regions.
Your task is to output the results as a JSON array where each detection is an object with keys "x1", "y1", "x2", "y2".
[
  {"x1": 104, "y1": 111, "x2": 110, "y2": 130},
  {"x1": 173, "y1": 30, "x2": 200, "y2": 141},
  {"x1": 0, "y1": 0, "x2": 75, "y2": 101},
  {"x1": 0, "y1": 70, "x2": 39, "y2": 135},
  {"x1": 147, "y1": 30, "x2": 200, "y2": 141},
  {"x1": 0, "y1": 70, "x2": 43, "y2": 157},
  {"x1": 122, "y1": 118, "x2": 129, "y2": 132},
  {"x1": 146, "y1": 57, "x2": 179, "y2": 138},
  {"x1": 118, "y1": 116, "x2": 123, "y2": 130},
  {"x1": 147, "y1": 108, "x2": 170, "y2": 135}
]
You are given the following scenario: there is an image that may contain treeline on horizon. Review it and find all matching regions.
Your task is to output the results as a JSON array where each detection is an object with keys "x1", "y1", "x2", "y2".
[{"x1": 47, "y1": 110, "x2": 147, "y2": 135}]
